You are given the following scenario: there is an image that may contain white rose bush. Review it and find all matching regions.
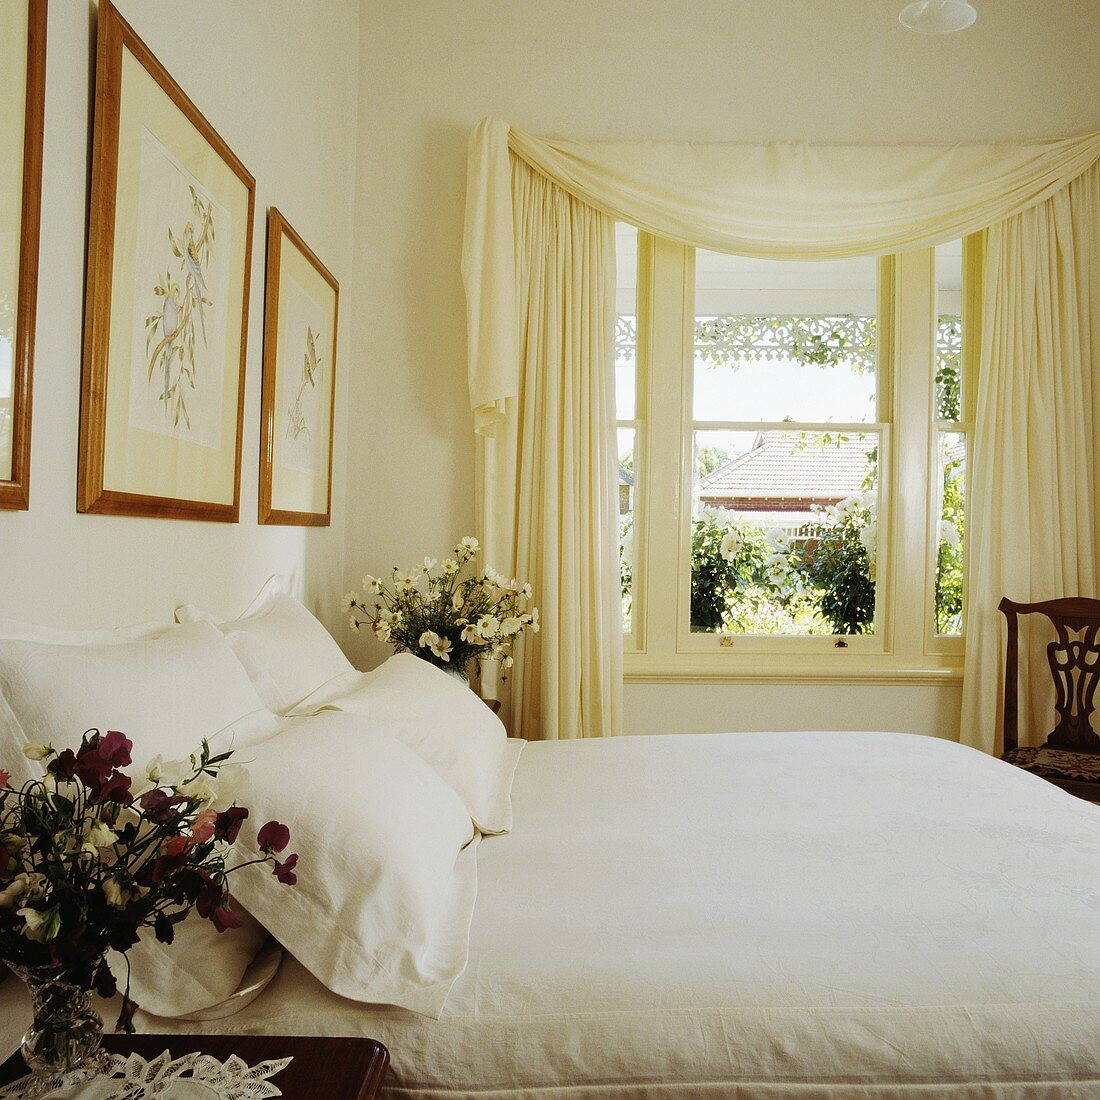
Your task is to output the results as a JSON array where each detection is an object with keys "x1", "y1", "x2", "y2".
[
  {"x1": 680, "y1": 493, "x2": 879, "y2": 636},
  {"x1": 345, "y1": 536, "x2": 539, "y2": 681}
]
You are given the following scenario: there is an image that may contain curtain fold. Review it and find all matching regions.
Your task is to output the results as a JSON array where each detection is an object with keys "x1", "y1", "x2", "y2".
[
  {"x1": 485, "y1": 160, "x2": 622, "y2": 741},
  {"x1": 960, "y1": 163, "x2": 1100, "y2": 753},
  {"x1": 465, "y1": 117, "x2": 1100, "y2": 430}
]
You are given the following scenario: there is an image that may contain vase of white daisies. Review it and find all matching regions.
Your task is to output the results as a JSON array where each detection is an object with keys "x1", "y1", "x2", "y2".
[{"x1": 343, "y1": 536, "x2": 539, "y2": 684}]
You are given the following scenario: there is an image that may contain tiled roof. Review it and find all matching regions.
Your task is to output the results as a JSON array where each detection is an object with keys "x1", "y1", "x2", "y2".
[{"x1": 699, "y1": 431, "x2": 872, "y2": 500}]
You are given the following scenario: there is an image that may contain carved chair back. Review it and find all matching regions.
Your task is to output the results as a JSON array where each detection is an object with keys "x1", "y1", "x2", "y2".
[{"x1": 999, "y1": 597, "x2": 1100, "y2": 754}]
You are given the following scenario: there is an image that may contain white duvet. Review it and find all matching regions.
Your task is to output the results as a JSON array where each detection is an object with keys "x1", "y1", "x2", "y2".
[{"x1": 121, "y1": 733, "x2": 1100, "y2": 1095}]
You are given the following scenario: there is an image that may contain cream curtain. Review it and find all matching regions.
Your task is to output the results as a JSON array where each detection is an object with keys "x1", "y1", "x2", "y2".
[
  {"x1": 960, "y1": 162, "x2": 1100, "y2": 754},
  {"x1": 473, "y1": 157, "x2": 622, "y2": 741},
  {"x1": 462, "y1": 115, "x2": 1100, "y2": 746}
]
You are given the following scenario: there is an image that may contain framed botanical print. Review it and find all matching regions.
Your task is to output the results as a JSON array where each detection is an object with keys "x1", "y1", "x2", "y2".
[
  {"x1": 258, "y1": 208, "x2": 339, "y2": 526},
  {"x1": 0, "y1": 0, "x2": 46, "y2": 511},
  {"x1": 79, "y1": 1, "x2": 255, "y2": 521}
]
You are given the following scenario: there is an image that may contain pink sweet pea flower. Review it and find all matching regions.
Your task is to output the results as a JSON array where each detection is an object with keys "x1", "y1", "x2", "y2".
[
  {"x1": 0, "y1": 768, "x2": 9, "y2": 788},
  {"x1": 190, "y1": 809, "x2": 218, "y2": 844}
]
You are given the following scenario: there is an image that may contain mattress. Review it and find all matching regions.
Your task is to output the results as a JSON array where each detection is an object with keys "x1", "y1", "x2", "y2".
[{"x1": 120, "y1": 733, "x2": 1100, "y2": 1095}]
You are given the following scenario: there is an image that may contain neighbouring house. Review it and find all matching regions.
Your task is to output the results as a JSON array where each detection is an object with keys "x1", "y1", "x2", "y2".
[
  {"x1": 618, "y1": 466, "x2": 634, "y2": 515},
  {"x1": 696, "y1": 431, "x2": 872, "y2": 531}
]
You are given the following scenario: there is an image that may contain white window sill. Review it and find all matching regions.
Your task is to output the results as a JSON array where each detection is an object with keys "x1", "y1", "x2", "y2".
[{"x1": 623, "y1": 652, "x2": 963, "y2": 686}]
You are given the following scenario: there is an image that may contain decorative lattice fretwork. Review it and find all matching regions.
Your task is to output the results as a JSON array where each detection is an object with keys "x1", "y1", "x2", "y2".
[
  {"x1": 934, "y1": 316, "x2": 963, "y2": 421},
  {"x1": 695, "y1": 314, "x2": 878, "y2": 373},
  {"x1": 617, "y1": 312, "x2": 965, "y2": 397},
  {"x1": 615, "y1": 315, "x2": 637, "y2": 363}
]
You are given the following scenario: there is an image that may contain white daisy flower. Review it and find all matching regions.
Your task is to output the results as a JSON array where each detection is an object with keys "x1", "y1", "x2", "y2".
[
  {"x1": 460, "y1": 536, "x2": 479, "y2": 553},
  {"x1": 476, "y1": 615, "x2": 500, "y2": 638},
  {"x1": 362, "y1": 574, "x2": 382, "y2": 593},
  {"x1": 395, "y1": 571, "x2": 418, "y2": 591},
  {"x1": 441, "y1": 558, "x2": 459, "y2": 575}
]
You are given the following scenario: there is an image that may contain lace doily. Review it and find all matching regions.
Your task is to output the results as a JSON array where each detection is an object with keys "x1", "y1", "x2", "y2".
[{"x1": 0, "y1": 1050, "x2": 293, "y2": 1100}]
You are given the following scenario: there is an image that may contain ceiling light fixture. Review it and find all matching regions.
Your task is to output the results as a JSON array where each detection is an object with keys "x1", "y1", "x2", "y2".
[{"x1": 899, "y1": 0, "x2": 977, "y2": 34}]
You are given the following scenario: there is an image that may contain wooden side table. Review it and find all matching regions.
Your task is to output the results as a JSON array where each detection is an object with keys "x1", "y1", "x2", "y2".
[{"x1": 0, "y1": 1034, "x2": 389, "y2": 1099}]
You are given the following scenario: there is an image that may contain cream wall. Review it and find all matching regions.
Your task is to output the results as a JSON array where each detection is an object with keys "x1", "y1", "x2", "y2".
[
  {"x1": 0, "y1": 0, "x2": 359, "y2": 631},
  {"x1": 348, "y1": 0, "x2": 1100, "y2": 738}
]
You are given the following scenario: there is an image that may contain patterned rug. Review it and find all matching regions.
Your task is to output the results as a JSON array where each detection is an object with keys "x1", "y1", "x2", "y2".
[{"x1": 1003, "y1": 745, "x2": 1100, "y2": 782}]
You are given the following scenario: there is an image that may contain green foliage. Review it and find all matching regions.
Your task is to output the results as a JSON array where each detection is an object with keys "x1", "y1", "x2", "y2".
[
  {"x1": 800, "y1": 502, "x2": 876, "y2": 635},
  {"x1": 935, "y1": 455, "x2": 965, "y2": 634},
  {"x1": 689, "y1": 514, "x2": 769, "y2": 633},
  {"x1": 694, "y1": 445, "x2": 733, "y2": 479}
]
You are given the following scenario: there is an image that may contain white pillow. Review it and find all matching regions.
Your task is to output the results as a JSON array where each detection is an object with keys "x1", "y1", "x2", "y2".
[
  {"x1": 229, "y1": 711, "x2": 478, "y2": 1017},
  {"x1": 288, "y1": 654, "x2": 524, "y2": 835},
  {"x1": 177, "y1": 578, "x2": 354, "y2": 715},
  {"x1": 0, "y1": 615, "x2": 170, "y2": 645},
  {"x1": 0, "y1": 620, "x2": 278, "y2": 774},
  {"x1": 107, "y1": 908, "x2": 269, "y2": 1019}
]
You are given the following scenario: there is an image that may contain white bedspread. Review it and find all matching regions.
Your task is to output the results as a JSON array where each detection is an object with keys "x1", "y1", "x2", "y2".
[{"x1": 58, "y1": 733, "x2": 1100, "y2": 1096}]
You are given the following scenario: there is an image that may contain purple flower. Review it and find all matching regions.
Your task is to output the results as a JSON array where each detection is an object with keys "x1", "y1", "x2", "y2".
[
  {"x1": 47, "y1": 749, "x2": 77, "y2": 781},
  {"x1": 97, "y1": 770, "x2": 133, "y2": 806},
  {"x1": 211, "y1": 905, "x2": 243, "y2": 933},
  {"x1": 139, "y1": 789, "x2": 189, "y2": 822},
  {"x1": 214, "y1": 806, "x2": 248, "y2": 844},
  {"x1": 272, "y1": 853, "x2": 298, "y2": 886},
  {"x1": 99, "y1": 731, "x2": 133, "y2": 769},
  {"x1": 257, "y1": 821, "x2": 290, "y2": 854},
  {"x1": 151, "y1": 850, "x2": 188, "y2": 883},
  {"x1": 73, "y1": 731, "x2": 132, "y2": 789}
]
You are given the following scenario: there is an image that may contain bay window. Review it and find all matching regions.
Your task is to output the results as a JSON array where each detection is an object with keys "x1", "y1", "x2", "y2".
[{"x1": 617, "y1": 227, "x2": 973, "y2": 681}]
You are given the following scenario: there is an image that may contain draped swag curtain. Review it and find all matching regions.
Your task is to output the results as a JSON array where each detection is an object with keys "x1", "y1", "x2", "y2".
[{"x1": 462, "y1": 116, "x2": 1100, "y2": 748}]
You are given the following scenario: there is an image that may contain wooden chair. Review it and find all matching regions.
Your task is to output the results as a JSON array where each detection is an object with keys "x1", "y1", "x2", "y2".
[{"x1": 999, "y1": 596, "x2": 1100, "y2": 801}]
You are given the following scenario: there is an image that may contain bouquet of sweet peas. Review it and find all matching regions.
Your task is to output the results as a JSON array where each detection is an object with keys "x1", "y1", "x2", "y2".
[{"x1": 0, "y1": 729, "x2": 298, "y2": 1031}]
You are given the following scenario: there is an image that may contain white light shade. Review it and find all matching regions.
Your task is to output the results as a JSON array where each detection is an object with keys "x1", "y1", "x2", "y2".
[{"x1": 899, "y1": 0, "x2": 977, "y2": 34}]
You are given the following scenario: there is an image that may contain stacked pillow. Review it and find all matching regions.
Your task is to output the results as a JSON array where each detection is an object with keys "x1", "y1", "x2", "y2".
[
  {"x1": 0, "y1": 617, "x2": 272, "y2": 1017},
  {"x1": 0, "y1": 581, "x2": 525, "y2": 1021}
]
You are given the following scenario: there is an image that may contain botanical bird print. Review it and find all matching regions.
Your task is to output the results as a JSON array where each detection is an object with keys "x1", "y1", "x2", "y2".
[
  {"x1": 286, "y1": 325, "x2": 321, "y2": 444},
  {"x1": 143, "y1": 186, "x2": 216, "y2": 430}
]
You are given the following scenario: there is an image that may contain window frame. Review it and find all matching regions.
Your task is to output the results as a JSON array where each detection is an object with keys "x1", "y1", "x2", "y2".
[{"x1": 621, "y1": 231, "x2": 974, "y2": 684}]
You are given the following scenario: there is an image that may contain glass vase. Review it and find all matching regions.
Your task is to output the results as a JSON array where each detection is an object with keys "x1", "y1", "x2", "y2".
[{"x1": 12, "y1": 963, "x2": 107, "y2": 1078}]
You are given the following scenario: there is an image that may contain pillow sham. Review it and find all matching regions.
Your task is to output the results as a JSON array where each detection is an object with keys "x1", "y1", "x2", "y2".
[
  {"x1": 289, "y1": 654, "x2": 524, "y2": 835},
  {"x1": 0, "y1": 620, "x2": 279, "y2": 774},
  {"x1": 229, "y1": 711, "x2": 478, "y2": 1018},
  {"x1": 0, "y1": 616, "x2": 170, "y2": 645},
  {"x1": 107, "y1": 907, "x2": 269, "y2": 1019},
  {"x1": 177, "y1": 577, "x2": 354, "y2": 715}
]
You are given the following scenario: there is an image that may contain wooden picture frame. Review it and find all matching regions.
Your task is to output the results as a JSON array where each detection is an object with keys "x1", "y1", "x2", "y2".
[
  {"x1": 0, "y1": 0, "x2": 47, "y2": 511},
  {"x1": 259, "y1": 208, "x2": 339, "y2": 526},
  {"x1": 79, "y1": 1, "x2": 255, "y2": 521}
]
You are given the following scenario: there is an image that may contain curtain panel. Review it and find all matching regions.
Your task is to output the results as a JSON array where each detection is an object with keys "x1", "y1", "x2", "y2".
[{"x1": 462, "y1": 116, "x2": 1100, "y2": 748}]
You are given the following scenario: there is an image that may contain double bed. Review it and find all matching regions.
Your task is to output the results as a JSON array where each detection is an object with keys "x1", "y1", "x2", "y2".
[
  {"x1": 1, "y1": 589, "x2": 1098, "y2": 1097},
  {"x1": 137, "y1": 730, "x2": 1100, "y2": 1097}
]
